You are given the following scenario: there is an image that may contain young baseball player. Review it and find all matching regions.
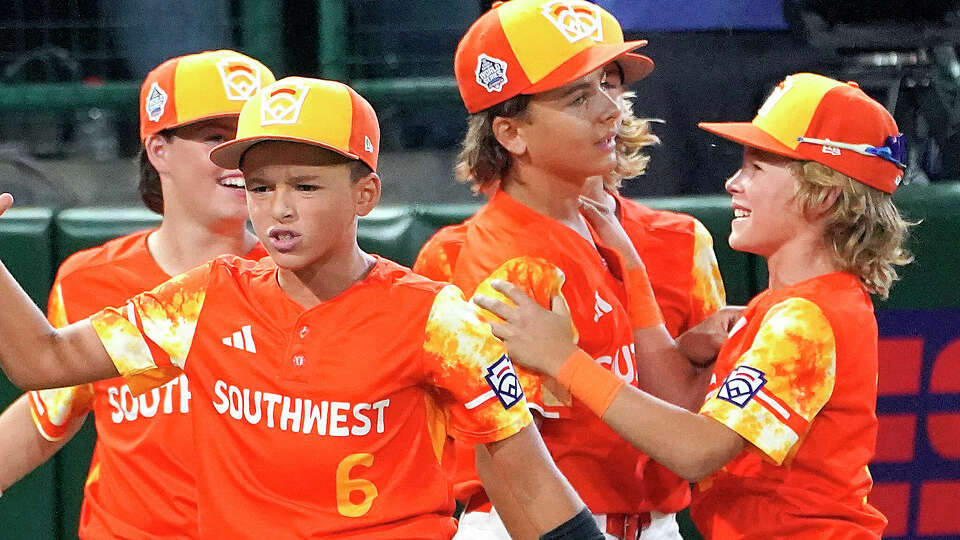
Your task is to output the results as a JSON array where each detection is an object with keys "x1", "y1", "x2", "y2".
[
  {"x1": 0, "y1": 50, "x2": 273, "y2": 538},
  {"x1": 476, "y1": 72, "x2": 912, "y2": 539},
  {"x1": 0, "y1": 76, "x2": 605, "y2": 539},
  {"x1": 415, "y1": 59, "x2": 727, "y2": 538},
  {"x1": 440, "y1": 1, "x2": 735, "y2": 538}
]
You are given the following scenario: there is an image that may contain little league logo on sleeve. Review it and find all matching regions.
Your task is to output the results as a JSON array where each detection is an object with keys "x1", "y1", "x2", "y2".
[
  {"x1": 261, "y1": 82, "x2": 310, "y2": 126},
  {"x1": 146, "y1": 82, "x2": 168, "y2": 122},
  {"x1": 217, "y1": 57, "x2": 262, "y2": 101},
  {"x1": 475, "y1": 54, "x2": 508, "y2": 93},
  {"x1": 717, "y1": 365, "x2": 767, "y2": 408},
  {"x1": 541, "y1": 0, "x2": 603, "y2": 44},
  {"x1": 484, "y1": 355, "x2": 524, "y2": 409}
]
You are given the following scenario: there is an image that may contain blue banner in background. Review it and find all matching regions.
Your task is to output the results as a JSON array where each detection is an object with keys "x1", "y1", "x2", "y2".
[
  {"x1": 593, "y1": 1, "x2": 788, "y2": 31},
  {"x1": 873, "y1": 309, "x2": 960, "y2": 539}
]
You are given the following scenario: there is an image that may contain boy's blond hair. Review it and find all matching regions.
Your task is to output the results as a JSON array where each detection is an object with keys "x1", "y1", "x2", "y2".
[
  {"x1": 793, "y1": 160, "x2": 914, "y2": 299},
  {"x1": 605, "y1": 91, "x2": 659, "y2": 191}
]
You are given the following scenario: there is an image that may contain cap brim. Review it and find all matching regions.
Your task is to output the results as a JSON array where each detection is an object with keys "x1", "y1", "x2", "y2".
[
  {"x1": 525, "y1": 40, "x2": 653, "y2": 95},
  {"x1": 615, "y1": 52, "x2": 655, "y2": 86},
  {"x1": 697, "y1": 121, "x2": 803, "y2": 160},
  {"x1": 209, "y1": 135, "x2": 361, "y2": 170},
  {"x1": 141, "y1": 112, "x2": 239, "y2": 141}
]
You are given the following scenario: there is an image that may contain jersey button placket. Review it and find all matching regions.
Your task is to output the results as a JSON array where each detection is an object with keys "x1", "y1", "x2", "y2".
[{"x1": 281, "y1": 318, "x2": 314, "y2": 383}]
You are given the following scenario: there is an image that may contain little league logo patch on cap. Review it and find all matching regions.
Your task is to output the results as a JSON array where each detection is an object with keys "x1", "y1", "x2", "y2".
[
  {"x1": 145, "y1": 82, "x2": 168, "y2": 122},
  {"x1": 484, "y1": 355, "x2": 524, "y2": 409},
  {"x1": 475, "y1": 54, "x2": 508, "y2": 93},
  {"x1": 717, "y1": 365, "x2": 767, "y2": 408},
  {"x1": 541, "y1": 0, "x2": 603, "y2": 44},
  {"x1": 217, "y1": 57, "x2": 262, "y2": 101},
  {"x1": 261, "y1": 82, "x2": 310, "y2": 126}
]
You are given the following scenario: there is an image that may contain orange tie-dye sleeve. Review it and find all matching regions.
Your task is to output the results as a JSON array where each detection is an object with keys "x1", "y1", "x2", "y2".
[
  {"x1": 29, "y1": 281, "x2": 95, "y2": 441},
  {"x1": 688, "y1": 220, "x2": 726, "y2": 327},
  {"x1": 700, "y1": 297, "x2": 836, "y2": 464},
  {"x1": 422, "y1": 284, "x2": 533, "y2": 444},
  {"x1": 88, "y1": 263, "x2": 210, "y2": 396},
  {"x1": 473, "y1": 256, "x2": 575, "y2": 417}
]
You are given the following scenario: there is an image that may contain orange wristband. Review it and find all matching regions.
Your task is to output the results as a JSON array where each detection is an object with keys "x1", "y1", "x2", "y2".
[
  {"x1": 556, "y1": 349, "x2": 625, "y2": 418},
  {"x1": 623, "y1": 265, "x2": 664, "y2": 330}
]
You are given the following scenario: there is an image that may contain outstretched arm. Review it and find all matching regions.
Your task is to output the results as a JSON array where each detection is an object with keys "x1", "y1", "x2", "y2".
[
  {"x1": 0, "y1": 394, "x2": 86, "y2": 491},
  {"x1": 476, "y1": 280, "x2": 744, "y2": 481},
  {"x1": 0, "y1": 194, "x2": 119, "y2": 390}
]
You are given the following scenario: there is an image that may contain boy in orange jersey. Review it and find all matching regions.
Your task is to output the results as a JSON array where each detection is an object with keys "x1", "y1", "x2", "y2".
[
  {"x1": 476, "y1": 72, "x2": 914, "y2": 539},
  {"x1": 415, "y1": 60, "x2": 726, "y2": 538},
  {"x1": 440, "y1": 1, "x2": 735, "y2": 539},
  {"x1": 0, "y1": 76, "x2": 605, "y2": 539},
  {"x1": 0, "y1": 50, "x2": 273, "y2": 538}
]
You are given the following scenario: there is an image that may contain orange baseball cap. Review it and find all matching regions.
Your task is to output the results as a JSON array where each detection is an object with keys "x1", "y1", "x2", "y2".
[
  {"x1": 209, "y1": 77, "x2": 380, "y2": 172},
  {"x1": 699, "y1": 73, "x2": 905, "y2": 193},
  {"x1": 140, "y1": 50, "x2": 275, "y2": 140},
  {"x1": 455, "y1": 0, "x2": 654, "y2": 113}
]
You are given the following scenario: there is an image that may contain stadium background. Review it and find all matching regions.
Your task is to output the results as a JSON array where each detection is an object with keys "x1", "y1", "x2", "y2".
[{"x1": 0, "y1": 1, "x2": 958, "y2": 538}]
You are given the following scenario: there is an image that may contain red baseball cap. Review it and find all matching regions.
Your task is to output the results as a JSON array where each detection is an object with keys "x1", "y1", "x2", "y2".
[
  {"x1": 455, "y1": 0, "x2": 654, "y2": 113},
  {"x1": 209, "y1": 77, "x2": 380, "y2": 172},
  {"x1": 140, "y1": 50, "x2": 275, "y2": 140},
  {"x1": 699, "y1": 73, "x2": 905, "y2": 193}
]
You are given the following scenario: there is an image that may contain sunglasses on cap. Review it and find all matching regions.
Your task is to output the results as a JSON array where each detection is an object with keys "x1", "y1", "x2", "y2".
[{"x1": 796, "y1": 134, "x2": 907, "y2": 170}]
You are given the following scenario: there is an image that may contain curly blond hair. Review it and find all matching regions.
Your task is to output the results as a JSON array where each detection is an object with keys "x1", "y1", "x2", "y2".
[
  {"x1": 604, "y1": 91, "x2": 660, "y2": 191},
  {"x1": 793, "y1": 160, "x2": 914, "y2": 299}
]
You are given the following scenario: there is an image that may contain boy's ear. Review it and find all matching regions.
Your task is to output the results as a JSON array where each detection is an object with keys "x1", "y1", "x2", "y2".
[
  {"x1": 144, "y1": 133, "x2": 171, "y2": 176},
  {"x1": 807, "y1": 185, "x2": 842, "y2": 219},
  {"x1": 353, "y1": 172, "x2": 381, "y2": 217},
  {"x1": 492, "y1": 116, "x2": 527, "y2": 156}
]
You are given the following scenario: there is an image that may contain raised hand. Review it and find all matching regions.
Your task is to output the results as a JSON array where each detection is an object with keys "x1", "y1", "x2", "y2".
[
  {"x1": 473, "y1": 279, "x2": 578, "y2": 378},
  {"x1": 579, "y1": 195, "x2": 642, "y2": 269}
]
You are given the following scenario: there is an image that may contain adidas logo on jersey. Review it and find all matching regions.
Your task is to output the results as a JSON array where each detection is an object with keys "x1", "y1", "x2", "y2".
[
  {"x1": 594, "y1": 291, "x2": 613, "y2": 322},
  {"x1": 222, "y1": 325, "x2": 257, "y2": 353}
]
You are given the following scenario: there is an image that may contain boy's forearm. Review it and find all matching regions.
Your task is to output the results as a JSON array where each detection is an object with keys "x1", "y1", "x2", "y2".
[
  {"x1": 482, "y1": 424, "x2": 588, "y2": 535},
  {"x1": 475, "y1": 443, "x2": 539, "y2": 540},
  {"x1": 0, "y1": 394, "x2": 81, "y2": 490},
  {"x1": 0, "y1": 262, "x2": 117, "y2": 389},
  {"x1": 632, "y1": 326, "x2": 712, "y2": 411}
]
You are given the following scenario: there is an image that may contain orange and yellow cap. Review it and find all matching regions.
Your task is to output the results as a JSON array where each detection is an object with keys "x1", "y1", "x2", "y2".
[
  {"x1": 209, "y1": 77, "x2": 380, "y2": 172},
  {"x1": 455, "y1": 0, "x2": 654, "y2": 113},
  {"x1": 699, "y1": 73, "x2": 904, "y2": 193},
  {"x1": 140, "y1": 50, "x2": 275, "y2": 140}
]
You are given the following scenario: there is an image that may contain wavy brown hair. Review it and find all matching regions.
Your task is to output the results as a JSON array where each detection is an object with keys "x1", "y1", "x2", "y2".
[
  {"x1": 793, "y1": 160, "x2": 914, "y2": 298},
  {"x1": 138, "y1": 144, "x2": 165, "y2": 215},
  {"x1": 455, "y1": 94, "x2": 532, "y2": 193}
]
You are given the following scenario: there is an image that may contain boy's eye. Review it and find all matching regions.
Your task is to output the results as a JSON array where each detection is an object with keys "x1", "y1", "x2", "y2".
[{"x1": 297, "y1": 184, "x2": 320, "y2": 192}]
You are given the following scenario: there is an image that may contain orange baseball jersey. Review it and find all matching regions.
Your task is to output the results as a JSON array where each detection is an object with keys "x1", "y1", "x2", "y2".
[
  {"x1": 418, "y1": 193, "x2": 728, "y2": 513},
  {"x1": 30, "y1": 229, "x2": 265, "y2": 538},
  {"x1": 87, "y1": 254, "x2": 534, "y2": 539},
  {"x1": 615, "y1": 193, "x2": 726, "y2": 513},
  {"x1": 449, "y1": 189, "x2": 646, "y2": 513},
  {"x1": 692, "y1": 272, "x2": 887, "y2": 539},
  {"x1": 412, "y1": 220, "x2": 470, "y2": 282}
]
